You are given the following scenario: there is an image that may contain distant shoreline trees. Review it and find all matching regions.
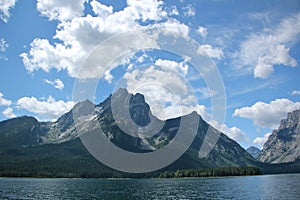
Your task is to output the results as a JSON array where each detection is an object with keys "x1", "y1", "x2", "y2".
[
  {"x1": 158, "y1": 166, "x2": 261, "y2": 178},
  {"x1": 0, "y1": 166, "x2": 261, "y2": 178}
]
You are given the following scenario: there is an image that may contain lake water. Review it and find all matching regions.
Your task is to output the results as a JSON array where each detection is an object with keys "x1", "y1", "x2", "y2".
[{"x1": 0, "y1": 174, "x2": 299, "y2": 199}]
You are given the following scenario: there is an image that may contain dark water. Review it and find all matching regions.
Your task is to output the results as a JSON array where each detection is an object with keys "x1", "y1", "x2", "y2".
[{"x1": 0, "y1": 174, "x2": 299, "y2": 199}]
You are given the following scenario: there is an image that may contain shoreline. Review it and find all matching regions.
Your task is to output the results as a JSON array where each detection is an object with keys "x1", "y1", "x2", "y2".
[{"x1": 3, "y1": 173, "x2": 299, "y2": 179}]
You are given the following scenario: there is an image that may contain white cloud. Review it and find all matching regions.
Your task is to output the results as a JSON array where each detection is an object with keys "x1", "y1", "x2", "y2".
[
  {"x1": 124, "y1": 63, "x2": 216, "y2": 126},
  {"x1": 104, "y1": 70, "x2": 113, "y2": 83},
  {"x1": 20, "y1": 38, "x2": 77, "y2": 73},
  {"x1": 169, "y1": 5, "x2": 179, "y2": 16},
  {"x1": 155, "y1": 58, "x2": 189, "y2": 76},
  {"x1": 155, "y1": 18, "x2": 190, "y2": 38},
  {"x1": 0, "y1": 38, "x2": 8, "y2": 52},
  {"x1": 21, "y1": 0, "x2": 170, "y2": 80},
  {"x1": 156, "y1": 103, "x2": 209, "y2": 121},
  {"x1": 16, "y1": 96, "x2": 76, "y2": 121},
  {"x1": 124, "y1": 65, "x2": 196, "y2": 120},
  {"x1": 0, "y1": 0, "x2": 16, "y2": 22},
  {"x1": 253, "y1": 132, "x2": 271, "y2": 149},
  {"x1": 254, "y1": 59, "x2": 274, "y2": 78},
  {"x1": 0, "y1": 92, "x2": 16, "y2": 119},
  {"x1": 210, "y1": 120, "x2": 248, "y2": 143},
  {"x1": 2, "y1": 107, "x2": 16, "y2": 118},
  {"x1": 197, "y1": 44, "x2": 224, "y2": 59},
  {"x1": 126, "y1": 0, "x2": 166, "y2": 22},
  {"x1": 237, "y1": 13, "x2": 300, "y2": 78},
  {"x1": 291, "y1": 90, "x2": 300, "y2": 95},
  {"x1": 37, "y1": 0, "x2": 87, "y2": 21},
  {"x1": 233, "y1": 98, "x2": 300, "y2": 129},
  {"x1": 136, "y1": 53, "x2": 149, "y2": 63},
  {"x1": 0, "y1": 92, "x2": 12, "y2": 106},
  {"x1": 90, "y1": 0, "x2": 113, "y2": 19},
  {"x1": 44, "y1": 79, "x2": 64, "y2": 90},
  {"x1": 183, "y1": 4, "x2": 195, "y2": 17},
  {"x1": 197, "y1": 26, "x2": 207, "y2": 37}
]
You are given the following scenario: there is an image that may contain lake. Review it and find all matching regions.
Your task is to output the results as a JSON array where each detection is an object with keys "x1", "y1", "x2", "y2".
[{"x1": 0, "y1": 174, "x2": 299, "y2": 199}]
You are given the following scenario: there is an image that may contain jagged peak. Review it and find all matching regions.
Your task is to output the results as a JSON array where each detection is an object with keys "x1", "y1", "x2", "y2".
[
  {"x1": 74, "y1": 99, "x2": 94, "y2": 108},
  {"x1": 279, "y1": 108, "x2": 300, "y2": 130},
  {"x1": 258, "y1": 108, "x2": 300, "y2": 163}
]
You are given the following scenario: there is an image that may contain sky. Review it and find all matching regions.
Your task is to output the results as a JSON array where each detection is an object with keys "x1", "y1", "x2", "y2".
[{"x1": 0, "y1": 0, "x2": 300, "y2": 149}]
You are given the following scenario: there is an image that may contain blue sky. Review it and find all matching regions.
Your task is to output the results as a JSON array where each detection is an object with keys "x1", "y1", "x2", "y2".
[{"x1": 0, "y1": 0, "x2": 300, "y2": 149}]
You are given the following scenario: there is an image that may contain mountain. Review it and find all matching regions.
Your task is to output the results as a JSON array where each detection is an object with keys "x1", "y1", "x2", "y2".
[
  {"x1": 246, "y1": 146, "x2": 261, "y2": 159},
  {"x1": 0, "y1": 116, "x2": 44, "y2": 149},
  {"x1": 258, "y1": 109, "x2": 300, "y2": 163},
  {"x1": 0, "y1": 88, "x2": 299, "y2": 177}
]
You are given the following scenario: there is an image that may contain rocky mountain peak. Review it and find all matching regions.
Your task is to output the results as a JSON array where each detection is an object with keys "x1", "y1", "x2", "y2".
[
  {"x1": 278, "y1": 109, "x2": 300, "y2": 131},
  {"x1": 246, "y1": 146, "x2": 261, "y2": 159},
  {"x1": 258, "y1": 109, "x2": 300, "y2": 163}
]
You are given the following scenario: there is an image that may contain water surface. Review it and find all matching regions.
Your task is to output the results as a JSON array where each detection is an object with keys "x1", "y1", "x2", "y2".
[{"x1": 0, "y1": 174, "x2": 299, "y2": 199}]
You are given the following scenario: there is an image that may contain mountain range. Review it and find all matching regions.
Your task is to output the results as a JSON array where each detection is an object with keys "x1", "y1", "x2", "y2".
[{"x1": 0, "y1": 89, "x2": 299, "y2": 177}]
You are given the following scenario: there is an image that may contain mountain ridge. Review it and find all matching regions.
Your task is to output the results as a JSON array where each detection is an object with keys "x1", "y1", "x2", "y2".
[{"x1": 1, "y1": 88, "x2": 299, "y2": 176}]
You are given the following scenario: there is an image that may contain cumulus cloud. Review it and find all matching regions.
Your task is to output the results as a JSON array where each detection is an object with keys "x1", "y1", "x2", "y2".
[
  {"x1": 253, "y1": 132, "x2": 271, "y2": 149},
  {"x1": 126, "y1": 0, "x2": 166, "y2": 22},
  {"x1": 0, "y1": 0, "x2": 16, "y2": 22},
  {"x1": 90, "y1": 0, "x2": 113, "y2": 19},
  {"x1": 157, "y1": 103, "x2": 209, "y2": 121},
  {"x1": 155, "y1": 18, "x2": 190, "y2": 38},
  {"x1": 21, "y1": 0, "x2": 173, "y2": 80},
  {"x1": 0, "y1": 38, "x2": 8, "y2": 52},
  {"x1": 197, "y1": 44, "x2": 224, "y2": 59},
  {"x1": 183, "y1": 4, "x2": 195, "y2": 17},
  {"x1": 44, "y1": 79, "x2": 64, "y2": 90},
  {"x1": 197, "y1": 26, "x2": 207, "y2": 37},
  {"x1": 16, "y1": 96, "x2": 75, "y2": 121},
  {"x1": 2, "y1": 107, "x2": 16, "y2": 118},
  {"x1": 124, "y1": 64, "x2": 196, "y2": 120},
  {"x1": 237, "y1": 13, "x2": 300, "y2": 78},
  {"x1": 0, "y1": 92, "x2": 12, "y2": 106},
  {"x1": 233, "y1": 98, "x2": 300, "y2": 129},
  {"x1": 104, "y1": 70, "x2": 114, "y2": 83},
  {"x1": 36, "y1": 0, "x2": 86, "y2": 21},
  {"x1": 0, "y1": 92, "x2": 16, "y2": 118},
  {"x1": 123, "y1": 59, "x2": 215, "y2": 119},
  {"x1": 291, "y1": 90, "x2": 300, "y2": 95},
  {"x1": 154, "y1": 58, "x2": 189, "y2": 76},
  {"x1": 210, "y1": 120, "x2": 248, "y2": 143}
]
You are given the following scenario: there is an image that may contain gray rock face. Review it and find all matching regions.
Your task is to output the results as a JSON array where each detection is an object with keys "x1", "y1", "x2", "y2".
[
  {"x1": 246, "y1": 146, "x2": 261, "y2": 159},
  {"x1": 258, "y1": 109, "x2": 300, "y2": 163}
]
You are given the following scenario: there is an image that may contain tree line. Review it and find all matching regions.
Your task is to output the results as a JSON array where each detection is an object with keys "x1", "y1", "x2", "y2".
[{"x1": 158, "y1": 166, "x2": 261, "y2": 178}]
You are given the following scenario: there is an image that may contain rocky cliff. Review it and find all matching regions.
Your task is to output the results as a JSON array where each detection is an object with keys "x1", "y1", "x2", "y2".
[{"x1": 258, "y1": 109, "x2": 300, "y2": 163}]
